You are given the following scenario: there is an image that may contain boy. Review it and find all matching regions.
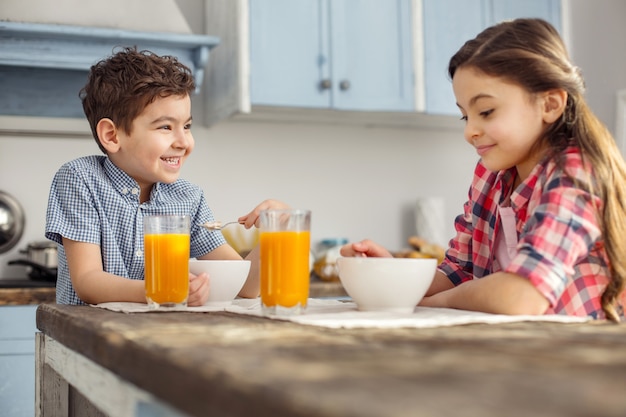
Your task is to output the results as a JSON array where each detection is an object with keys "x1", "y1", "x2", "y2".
[{"x1": 46, "y1": 47, "x2": 287, "y2": 306}]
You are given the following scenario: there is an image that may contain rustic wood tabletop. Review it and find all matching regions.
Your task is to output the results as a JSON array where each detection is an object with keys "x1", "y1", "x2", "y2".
[{"x1": 36, "y1": 303, "x2": 626, "y2": 417}]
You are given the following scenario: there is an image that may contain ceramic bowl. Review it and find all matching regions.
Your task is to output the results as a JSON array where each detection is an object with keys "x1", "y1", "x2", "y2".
[
  {"x1": 188, "y1": 259, "x2": 251, "y2": 306},
  {"x1": 336, "y1": 257, "x2": 437, "y2": 313}
]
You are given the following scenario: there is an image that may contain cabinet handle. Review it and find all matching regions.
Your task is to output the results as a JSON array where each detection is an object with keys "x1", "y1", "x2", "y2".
[
  {"x1": 339, "y1": 80, "x2": 351, "y2": 91},
  {"x1": 319, "y1": 79, "x2": 332, "y2": 90}
]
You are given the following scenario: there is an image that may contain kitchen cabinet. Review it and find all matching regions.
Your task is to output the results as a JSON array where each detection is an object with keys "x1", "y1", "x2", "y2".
[
  {"x1": 203, "y1": 0, "x2": 561, "y2": 125},
  {"x1": 203, "y1": 0, "x2": 418, "y2": 126},
  {"x1": 249, "y1": 0, "x2": 414, "y2": 111},
  {"x1": 422, "y1": 0, "x2": 562, "y2": 116},
  {"x1": 0, "y1": 305, "x2": 38, "y2": 417}
]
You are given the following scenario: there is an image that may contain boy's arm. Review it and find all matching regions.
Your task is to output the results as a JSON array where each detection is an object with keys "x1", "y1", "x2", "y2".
[{"x1": 63, "y1": 238, "x2": 145, "y2": 304}]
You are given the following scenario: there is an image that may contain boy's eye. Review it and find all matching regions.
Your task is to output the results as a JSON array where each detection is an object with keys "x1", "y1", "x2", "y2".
[
  {"x1": 184, "y1": 123, "x2": 192, "y2": 130},
  {"x1": 159, "y1": 125, "x2": 172, "y2": 130},
  {"x1": 460, "y1": 115, "x2": 468, "y2": 122}
]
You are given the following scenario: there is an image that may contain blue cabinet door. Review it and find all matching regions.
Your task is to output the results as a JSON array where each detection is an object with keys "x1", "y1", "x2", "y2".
[
  {"x1": 0, "y1": 305, "x2": 38, "y2": 417},
  {"x1": 423, "y1": 0, "x2": 486, "y2": 116},
  {"x1": 250, "y1": 0, "x2": 331, "y2": 108},
  {"x1": 423, "y1": 0, "x2": 562, "y2": 116},
  {"x1": 249, "y1": 0, "x2": 414, "y2": 111},
  {"x1": 329, "y1": 0, "x2": 414, "y2": 111},
  {"x1": 492, "y1": 0, "x2": 562, "y2": 32}
]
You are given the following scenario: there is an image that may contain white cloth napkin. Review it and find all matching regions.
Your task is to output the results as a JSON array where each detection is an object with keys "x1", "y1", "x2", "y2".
[{"x1": 93, "y1": 298, "x2": 590, "y2": 329}]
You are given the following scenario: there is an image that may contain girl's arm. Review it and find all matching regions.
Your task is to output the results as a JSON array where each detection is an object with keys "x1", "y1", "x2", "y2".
[
  {"x1": 424, "y1": 270, "x2": 455, "y2": 296},
  {"x1": 419, "y1": 271, "x2": 549, "y2": 315}
]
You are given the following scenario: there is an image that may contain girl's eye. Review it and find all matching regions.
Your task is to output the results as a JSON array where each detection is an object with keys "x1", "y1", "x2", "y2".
[
  {"x1": 159, "y1": 125, "x2": 172, "y2": 131},
  {"x1": 479, "y1": 109, "x2": 494, "y2": 117},
  {"x1": 184, "y1": 123, "x2": 192, "y2": 130},
  {"x1": 460, "y1": 115, "x2": 468, "y2": 122}
]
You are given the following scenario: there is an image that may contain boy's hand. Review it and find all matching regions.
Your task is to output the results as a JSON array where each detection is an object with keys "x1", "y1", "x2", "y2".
[
  {"x1": 187, "y1": 272, "x2": 210, "y2": 306},
  {"x1": 237, "y1": 199, "x2": 290, "y2": 229}
]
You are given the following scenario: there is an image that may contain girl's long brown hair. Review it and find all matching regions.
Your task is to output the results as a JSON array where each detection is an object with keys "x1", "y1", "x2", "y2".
[{"x1": 449, "y1": 18, "x2": 626, "y2": 321}]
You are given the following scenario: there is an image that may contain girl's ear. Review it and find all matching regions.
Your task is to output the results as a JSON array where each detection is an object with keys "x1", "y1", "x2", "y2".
[
  {"x1": 542, "y1": 89, "x2": 568, "y2": 124},
  {"x1": 96, "y1": 118, "x2": 120, "y2": 153}
]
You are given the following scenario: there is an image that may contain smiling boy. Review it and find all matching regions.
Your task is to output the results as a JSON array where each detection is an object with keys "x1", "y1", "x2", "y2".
[{"x1": 45, "y1": 47, "x2": 287, "y2": 306}]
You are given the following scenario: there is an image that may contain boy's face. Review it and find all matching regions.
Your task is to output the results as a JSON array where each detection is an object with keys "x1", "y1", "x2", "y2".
[{"x1": 112, "y1": 94, "x2": 194, "y2": 197}]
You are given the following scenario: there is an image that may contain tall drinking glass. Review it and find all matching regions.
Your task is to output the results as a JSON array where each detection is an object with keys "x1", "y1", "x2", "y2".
[
  {"x1": 260, "y1": 209, "x2": 311, "y2": 315},
  {"x1": 143, "y1": 215, "x2": 190, "y2": 310}
]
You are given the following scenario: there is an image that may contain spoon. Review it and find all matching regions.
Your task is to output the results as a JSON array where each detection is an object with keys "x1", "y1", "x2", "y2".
[{"x1": 199, "y1": 220, "x2": 243, "y2": 231}]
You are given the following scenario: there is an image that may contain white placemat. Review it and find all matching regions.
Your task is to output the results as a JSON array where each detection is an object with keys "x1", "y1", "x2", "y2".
[
  {"x1": 224, "y1": 298, "x2": 590, "y2": 329},
  {"x1": 92, "y1": 298, "x2": 590, "y2": 328}
]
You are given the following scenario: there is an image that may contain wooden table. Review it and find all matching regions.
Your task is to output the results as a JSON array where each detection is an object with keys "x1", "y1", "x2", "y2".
[{"x1": 36, "y1": 303, "x2": 626, "y2": 417}]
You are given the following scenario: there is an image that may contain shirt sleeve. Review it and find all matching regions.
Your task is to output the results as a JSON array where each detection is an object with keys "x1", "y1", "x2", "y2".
[
  {"x1": 505, "y1": 168, "x2": 602, "y2": 306},
  {"x1": 45, "y1": 162, "x2": 102, "y2": 246},
  {"x1": 438, "y1": 198, "x2": 476, "y2": 285}
]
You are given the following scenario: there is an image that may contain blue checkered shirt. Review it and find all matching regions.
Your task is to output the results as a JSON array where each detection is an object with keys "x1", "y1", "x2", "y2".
[{"x1": 45, "y1": 155, "x2": 226, "y2": 305}]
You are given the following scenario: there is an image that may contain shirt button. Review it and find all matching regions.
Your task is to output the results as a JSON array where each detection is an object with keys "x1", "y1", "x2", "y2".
[
  {"x1": 122, "y1": 188, "x2": 129, "y2": 194},
  {"x1": 136, "y1": 250, "x2": 143, "y2": 257},
  {"x1": 131, "y1": 188, "x2": 139, "y2": 195}
]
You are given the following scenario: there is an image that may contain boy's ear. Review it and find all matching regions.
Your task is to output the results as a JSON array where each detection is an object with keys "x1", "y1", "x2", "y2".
[
  {"x1": 96, "y1": 118, "x2": 120, "y2": 153},
  {"x1": 542, "y1": 89, "x2": 568, "y2": 124}
]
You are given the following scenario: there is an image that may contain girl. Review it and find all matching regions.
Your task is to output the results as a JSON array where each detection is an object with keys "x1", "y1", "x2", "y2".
[{"x1": 342, "y1": 18, "x2": 626, "y2": 321}]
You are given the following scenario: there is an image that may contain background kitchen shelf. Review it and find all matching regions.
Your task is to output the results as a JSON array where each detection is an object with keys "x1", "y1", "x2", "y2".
[{"x1": 0, "y1": 21, "x2": 219, "y2": 118}]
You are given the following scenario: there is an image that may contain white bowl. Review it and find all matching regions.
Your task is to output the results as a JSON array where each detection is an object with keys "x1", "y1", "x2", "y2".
[
  {"x1": 336, "y1": 257, "x2": 437, "y2": 313},
  {"x1": 188, "y1": 259, "x2": 251, "y2": 306}
]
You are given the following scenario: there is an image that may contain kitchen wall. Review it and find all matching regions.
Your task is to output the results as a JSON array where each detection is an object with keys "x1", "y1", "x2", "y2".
[{"x1": 1, "y1": 0, "x2": 625, "y2": 280}]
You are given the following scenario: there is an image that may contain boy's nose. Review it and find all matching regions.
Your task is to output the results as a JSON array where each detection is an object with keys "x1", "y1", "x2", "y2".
[{"x1": 173, "y1": 129, "x2": 193, "y2": 148}]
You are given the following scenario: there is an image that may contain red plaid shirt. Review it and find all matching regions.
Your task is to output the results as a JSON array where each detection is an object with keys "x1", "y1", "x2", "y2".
[{"x1": 439, "y1": 146, "x2": 623, "y2": 319}]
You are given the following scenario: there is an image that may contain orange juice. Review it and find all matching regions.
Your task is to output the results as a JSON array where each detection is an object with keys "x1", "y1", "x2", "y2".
[
  {"x1": 144, "y1": 233, "x2": 190, "y2": 305},
  {"x1": 260, "y1": 230, "x2": 310, "y2": 308}
]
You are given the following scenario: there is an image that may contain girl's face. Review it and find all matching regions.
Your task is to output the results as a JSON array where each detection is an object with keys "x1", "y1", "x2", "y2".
[
  {"x1": 452, "y1": 67, "x2": 548, "y2": 181},
  {"x1": 112, "y1": 94, "x2": 194, "y2": 200}
]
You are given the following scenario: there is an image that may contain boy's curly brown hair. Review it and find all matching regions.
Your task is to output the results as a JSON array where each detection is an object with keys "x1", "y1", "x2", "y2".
[{"x1": 80, "y1": 47, "x2": 196, "y2": 153}]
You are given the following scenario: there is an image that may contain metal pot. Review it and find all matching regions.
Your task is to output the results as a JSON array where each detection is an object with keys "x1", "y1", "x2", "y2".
[
  {"x1": 8, "y1": 241, "x2": 58, "y2": 282},
  {"x1": 21, "y1": 241, "x2": 58, "y2": 268}
]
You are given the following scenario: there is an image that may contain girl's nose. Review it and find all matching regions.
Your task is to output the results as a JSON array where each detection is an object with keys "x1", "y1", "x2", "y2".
[{"x1": 464, "y1": 121, "x2": 481, "y2": 144}]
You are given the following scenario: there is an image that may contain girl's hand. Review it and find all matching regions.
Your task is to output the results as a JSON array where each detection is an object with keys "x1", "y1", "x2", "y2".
[
  {"x1": 339, "y1": 239, "x2": 393, "y2": 258},
  {"x1": 187, "y1": 272, "x2": 210, "y2": 306},
  {"x1": 237, "y1": 199, "x2": 290, "y2": 229}
]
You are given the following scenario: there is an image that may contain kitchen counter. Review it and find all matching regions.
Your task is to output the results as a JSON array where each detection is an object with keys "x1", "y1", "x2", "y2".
[
  {"x1": 0, "y1": 283, "x2": 55, "y2": 305},
  {"x1": 0, "y1": 280, "x2": 341, "y2": 306},
  {"x1": 36, "y1": 303, "x2": 626, "y2": 417}
]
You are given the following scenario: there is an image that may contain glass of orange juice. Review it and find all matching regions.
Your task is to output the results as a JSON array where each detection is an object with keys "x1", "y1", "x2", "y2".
[
  {"x1": 143, "y1": 215, "x2": 190, "y2": 310},
  {"x1": 260, "y1": 209, "x2": 311, "y2": 315}
]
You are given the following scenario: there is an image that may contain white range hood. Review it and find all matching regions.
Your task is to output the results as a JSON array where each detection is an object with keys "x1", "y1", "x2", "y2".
[{"x1": 0, "y1": 0, "x2": 219, "y2": 118}]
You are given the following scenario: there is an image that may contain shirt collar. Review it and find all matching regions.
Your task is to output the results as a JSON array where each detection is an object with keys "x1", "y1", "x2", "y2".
[{"x1": 103, "y1": 157, "x2": 142, "y2": 198}]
